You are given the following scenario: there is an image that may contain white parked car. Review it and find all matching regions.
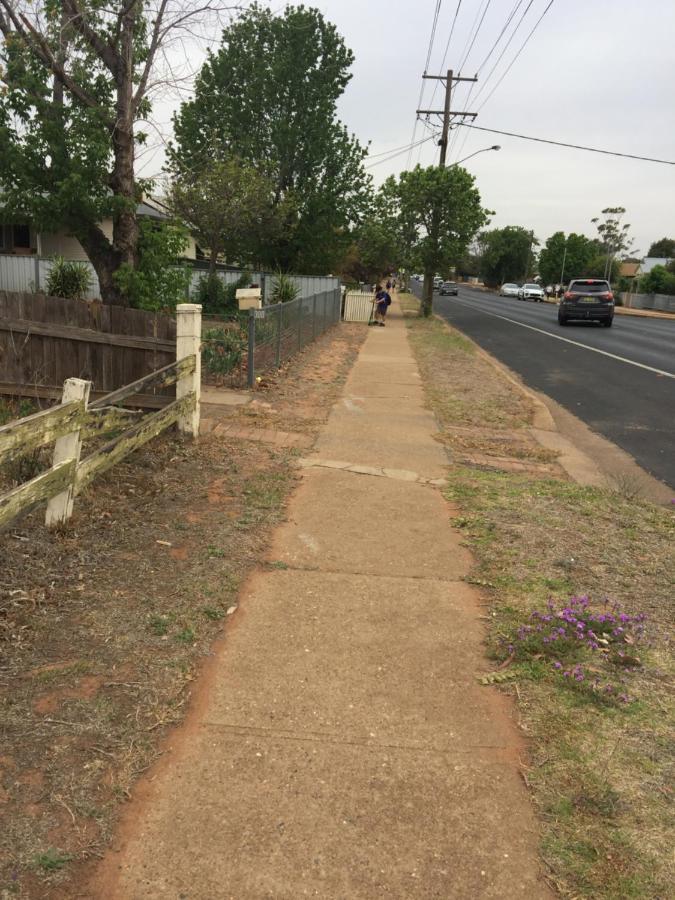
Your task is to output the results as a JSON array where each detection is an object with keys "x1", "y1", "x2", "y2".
[
  {"x1": 499, "y1": 283, "x2": 520, "y2": 297},
  {"x1": 518, "y1": 283, "x2": 545, "y2": 302}
]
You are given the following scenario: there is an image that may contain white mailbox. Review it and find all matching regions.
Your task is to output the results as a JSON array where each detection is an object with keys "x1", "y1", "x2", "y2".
[{"x1": 236, "y1": 287, "x2": 263, "y2": 311}]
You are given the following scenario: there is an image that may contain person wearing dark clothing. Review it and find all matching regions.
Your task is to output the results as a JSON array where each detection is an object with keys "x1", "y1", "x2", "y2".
[{"x1": 373, "y1": 284, "x2": 391, "y2": 326}]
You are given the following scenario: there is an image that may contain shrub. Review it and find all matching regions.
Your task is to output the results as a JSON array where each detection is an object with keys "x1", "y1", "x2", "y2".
[
  {"x1": 271, "y1": 272, "x2": 300, "y2": 303},
  {"x1": 202, "y1": 326, "x2": 246, "y2": 377},
  {"x1": 639, "y1": 265, "x2": 675, "y2": 296},
  {"x1": 46, "y1": 256, "x2": 92, "y2": 300},
  {"x1": 114, "y1": 220, "x2": 191, "y2": 311},
  {"x1": 193, "y1": 272, "x2": 250, "y2": 315}
]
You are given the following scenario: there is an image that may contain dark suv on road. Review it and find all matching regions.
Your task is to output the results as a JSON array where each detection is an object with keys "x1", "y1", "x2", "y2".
[{"x1": 558, "y1": 279, "x2": 615, "y2": 327}]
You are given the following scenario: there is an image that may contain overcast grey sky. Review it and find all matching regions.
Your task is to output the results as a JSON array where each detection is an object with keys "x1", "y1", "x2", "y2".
[{"x1": 149, "y1": 0, "x2": 675, "y2": 255}]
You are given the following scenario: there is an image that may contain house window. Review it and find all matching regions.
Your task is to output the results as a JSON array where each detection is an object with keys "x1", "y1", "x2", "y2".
[{"x1": 12, "y1": 224, "x2": 31, "y2": 248}]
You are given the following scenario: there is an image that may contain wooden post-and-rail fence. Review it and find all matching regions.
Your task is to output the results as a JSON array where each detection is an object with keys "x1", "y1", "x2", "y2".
[{"x1": 0, "y1": 304, "x2": 202, "y2": 531}]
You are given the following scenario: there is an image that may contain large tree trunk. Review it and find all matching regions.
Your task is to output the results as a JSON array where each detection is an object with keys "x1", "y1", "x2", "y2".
[
  {"x1": 209, "y1": 247, "x2": 218, "y2": 278},
  {"x1": 422, "y1": 268, "x2": 434, "y2": 317},
  {"x1": 77, "y1": 224, "x2": 128, "y2": 306}
]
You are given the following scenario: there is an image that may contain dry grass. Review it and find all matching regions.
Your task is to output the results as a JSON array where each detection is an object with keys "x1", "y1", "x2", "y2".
[
  {"x1": 0, "y1": 323, "x2": 366, "y2": 898},
  {"x1": 407, "y1": 313, "x2": 675, "y2": 899}
]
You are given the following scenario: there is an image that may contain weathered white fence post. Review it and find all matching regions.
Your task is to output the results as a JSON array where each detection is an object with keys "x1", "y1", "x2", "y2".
[
  {"x1": 176, "y1": 303, "x2": 202, "y2": 437},
  {"x1": 45, "y1": 378, "x2": 91, "y2": 527}
]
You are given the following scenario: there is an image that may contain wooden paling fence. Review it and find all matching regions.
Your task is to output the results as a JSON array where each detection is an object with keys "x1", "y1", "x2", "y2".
[
  {"x1": 0, "y1": 305, "x2": 201, "y2": 530},
  {"x1": 0, "y1": 290, "x2": 177, "y2": 407}
]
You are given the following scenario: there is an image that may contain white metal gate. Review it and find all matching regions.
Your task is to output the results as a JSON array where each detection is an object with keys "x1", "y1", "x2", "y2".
[{"x1": 343, "y1": 291, "x2": 374, "y2": 323}]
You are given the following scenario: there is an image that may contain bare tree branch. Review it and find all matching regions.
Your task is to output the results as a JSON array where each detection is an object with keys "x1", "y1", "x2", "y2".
[
  {"x1": 61, "y1": 0, "x2": 119, "y2": 75},
  {"x1": 14, "y1": 11, "x2": 111, "y2": 119},
  {"x1": 132, "y1": 0, "x2": 169, "y2": 111}
]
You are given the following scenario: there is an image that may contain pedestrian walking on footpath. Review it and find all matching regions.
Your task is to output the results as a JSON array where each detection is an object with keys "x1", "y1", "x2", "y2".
[{"x1": 373, "y1": 283, "x2": 391, "y2": 326}]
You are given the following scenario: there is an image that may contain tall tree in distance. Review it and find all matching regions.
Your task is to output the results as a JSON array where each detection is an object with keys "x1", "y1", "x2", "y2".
[
  {"x1": 477, "y1": 226, "x2": 535, "y2": 287},
  {"x1": 646, "y1": 237, "x2": 675, "y2": 258},
  {"x1": 538, "y1": 231, "x2": 599, "y2": 285},
  {"x1": 591, "y1": 207, "x2": 635, "y2": 280},
  {"x1": 0, "y1": 1, "x2": 231, "y2": 305},
  {"x1": 170, "y1": 3, "x2": 371, "y2": 274},
  {"x1": 168, "y1": 157, "x2": 280, "y2": 276},
  {"x1": 382, "y1": 165, "x2": 489, "y2": 317}
]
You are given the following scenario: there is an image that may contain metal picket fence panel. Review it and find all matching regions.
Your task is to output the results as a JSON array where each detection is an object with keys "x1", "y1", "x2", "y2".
[{"x1": 246, "y1": 288, "x2": 341, "y2": 386}]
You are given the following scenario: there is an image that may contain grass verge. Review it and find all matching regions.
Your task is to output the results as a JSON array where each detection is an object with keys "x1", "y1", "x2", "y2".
[{"x1": 406, "y1": 311, "x2": 674, "y2": 899}]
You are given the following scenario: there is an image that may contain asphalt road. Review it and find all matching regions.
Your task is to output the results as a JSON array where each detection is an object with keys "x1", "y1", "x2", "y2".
[{"x1": 409, "y1": 281, "x2": 675, "y2": 490}]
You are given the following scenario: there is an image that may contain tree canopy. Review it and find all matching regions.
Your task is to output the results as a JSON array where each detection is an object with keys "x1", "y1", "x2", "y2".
[
  {"x1": 538, "y1": 232, "x2": 600, "y2": 285},
  {"x1": 170, "y1": 3, "x2": 371, "y2": 274},
  {"x1": 477, "y1": 226, "x2": 535, "y2": 287},
  {"x1": 646, "y1": 238, "x2": 675, "y2": 258},
  {"x1": 168, "y1": 157, "x2": 280, "y2": 275},
  {"x1": 381, "y1": 164, "x2": 488, "y2": 315},
  {"x1": 340, "y1": 219, "x2": 401, "y2": 285},
  {"x1": 640, "y1": 265, "x2": 675, "y2": 296},
  {"x1": 0, "y1": 0, "x2": 217, "y2": 305}
]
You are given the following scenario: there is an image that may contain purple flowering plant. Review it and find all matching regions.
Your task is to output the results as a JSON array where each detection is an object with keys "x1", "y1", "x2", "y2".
[{"x1": 499, "y1": 595, "x2": 646, "y2": 703}]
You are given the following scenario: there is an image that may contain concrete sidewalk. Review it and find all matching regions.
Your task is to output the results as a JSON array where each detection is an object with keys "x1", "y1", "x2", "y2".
[{"x1": 90, "y1": 300, "x2": 551, "y2": 899}]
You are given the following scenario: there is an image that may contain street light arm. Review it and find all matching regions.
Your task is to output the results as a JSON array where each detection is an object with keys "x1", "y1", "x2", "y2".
[{"x1": 450, "y1": 145, "x2": 501, "y2": 167}]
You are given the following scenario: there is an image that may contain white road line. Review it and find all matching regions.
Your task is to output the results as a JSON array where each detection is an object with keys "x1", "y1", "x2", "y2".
[{"x1": 450, "y1": 297, "x2": 675, "y2": 379}]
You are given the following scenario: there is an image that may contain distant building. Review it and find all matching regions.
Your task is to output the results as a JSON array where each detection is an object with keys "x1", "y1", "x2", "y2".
[
  {"x1": 640, "y1": 257, "x2": 673, "y2": 274},
  {"x1": 0, "y1": 197, "x2": 197, "y2": 262}
]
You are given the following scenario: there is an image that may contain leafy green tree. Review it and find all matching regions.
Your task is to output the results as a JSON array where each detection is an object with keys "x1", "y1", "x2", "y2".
[
  {"x1": 646, "y1": 238, "x2": 675, "y2": 258},
  {"x1": 583, "y1": 254, "x2": 620, "y2": 282},
  {"x1": 171, "y1": 3, "x2": 371, "y2": 274},
  {"x1": 477, "y1": 226, "x2": 535, "y2": 287},
  {"x1": 341, "y1": 219, "x2": 401, "y2": 284},
  {"x1": 538, "y1": 232, "x2": 599, "y2": 285},
  {"x1": 590, "y1": 207, "x2": 634, "y2": 280},
  {"x1": 640, "y1": 265, "x2": 675, "y2": 296},
  {"x1": 168, "y1": 156, "x2": 280, "y2": 277},
  {"x1": 456, "y1": 245, "x2": 481, "y2": 278},
  {"x1": 0, "y1": 0, "x2": 217, "y2": 305},
  {"x1": 382, "y1": 165, "x2": 488, "y2": 317},
  {"x1": 113, "y1": 220, "x2": 190, "y2": 312}
]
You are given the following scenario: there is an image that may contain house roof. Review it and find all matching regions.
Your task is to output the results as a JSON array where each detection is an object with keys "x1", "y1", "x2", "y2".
[
  {"x1": 619, "y1": 262, "x2": 640, "y2": 277},
  {"x1": 641, "y1": 257, "x2": 673, "y2": 274},
  {"x1": 137, "y1": 200, "x2": 169, "y2": 220}
]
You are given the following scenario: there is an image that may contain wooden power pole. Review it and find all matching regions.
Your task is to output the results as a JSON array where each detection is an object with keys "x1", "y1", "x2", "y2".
[
  {"x1": 416, "y1": 70, "x2": 479, "y2": 315},
  {"x1": 418, "y1": 70, "x2": 479, "y2": 168}
]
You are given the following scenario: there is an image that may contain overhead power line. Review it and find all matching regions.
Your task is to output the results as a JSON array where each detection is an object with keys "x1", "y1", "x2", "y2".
[
  {"x1": 458, "y1": 0, "x2": 493, "y2": 71},
  {"x1": 471, "y1": 0, "x2": 536, "y2": 107},
  {"x1": 474, "y1": 0, "x2": 524, "y2": 73},
  {"x1": 367, "y1": 139, "x2": 431, "y2": 160},
  {"x1": 407, "y1": 0, "x2": 445, "y2": 169},
  {"x1": 447, "y1": 0, "x2": 523, "y2": 162},
  {"x1": 450, "y1": 0, "x2": 547, "y2": 163},
  {"x1": 366, "y1": 133, "x2": 439, "y2": 169},
  {"x1": 459, "y1": 124, "x2": 675, "y2": 165},
  {"x1": 476, "y1": 0, "x2": 556, "y2": 112}
]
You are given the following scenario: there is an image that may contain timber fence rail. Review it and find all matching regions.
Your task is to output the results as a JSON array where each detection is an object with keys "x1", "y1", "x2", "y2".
[
  {"x1": 0, "y1": 290, "x2": 177, "y2": 407},
  {"x1": 245, "y1": 287, "x2": 341, "y2": 387},
  {"x1": 0, "y1": 305, "x2": 201, "y2": 531}
]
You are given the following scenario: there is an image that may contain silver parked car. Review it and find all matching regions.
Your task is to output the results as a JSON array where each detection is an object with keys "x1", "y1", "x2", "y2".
[
  {"x1": 499, "y1": 283, "x2": 520, "y2": 297},
  {"x1": 440, "y1": 281, "x2": 458, "y2": 295},
  {"x1": 518, "y1": 283, "x2": 545, "y2": 302}
]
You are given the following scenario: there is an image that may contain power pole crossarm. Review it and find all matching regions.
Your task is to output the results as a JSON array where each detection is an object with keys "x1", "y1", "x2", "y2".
[
  {"x1": 422, "y1": 74, "x2": 478, "y2": 82},
  {"x1": 416, "y1": 110, "x2": 478, "y2": 117}
]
